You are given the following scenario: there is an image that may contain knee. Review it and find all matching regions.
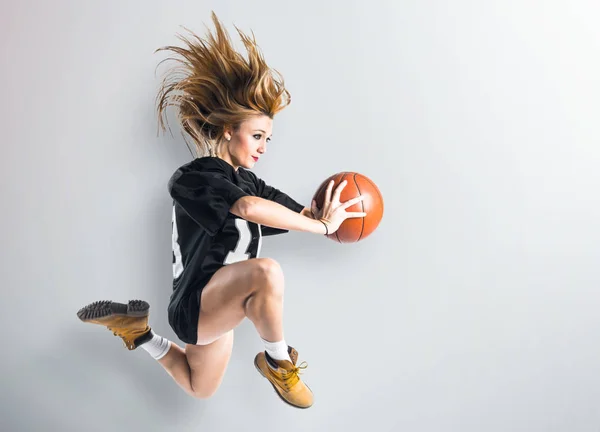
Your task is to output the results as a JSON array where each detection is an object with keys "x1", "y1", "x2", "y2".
[
  {"x1": 189, "y1": 384, "x2": 219, "y2": 400},
  {"x1": 252, "y1": 258, "x2": 284, "y2": 296}
]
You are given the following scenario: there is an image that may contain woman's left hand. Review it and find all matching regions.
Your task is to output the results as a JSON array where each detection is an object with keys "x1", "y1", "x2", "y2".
[{"x1": 310, "y1": 199, "x2": 323, "y2": 220}]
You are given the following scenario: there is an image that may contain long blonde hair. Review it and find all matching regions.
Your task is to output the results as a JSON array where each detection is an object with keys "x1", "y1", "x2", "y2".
[{"x1": 155, "y1": 11, "x2": 291, "y2": 157}]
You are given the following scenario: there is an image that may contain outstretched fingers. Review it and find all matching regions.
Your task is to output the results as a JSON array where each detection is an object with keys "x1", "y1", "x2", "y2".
[
  {"x1": 331, "y1": 180, "x2": 347, "y2": 204},
  {"x1": 342, "y1": 195, "x2": 367, "y2": 219},
  {"x1": 341, "y1": 195, "x2": 364, "y2": 209},
  {"x1": 346, "y1": 211, "x2": 368, "y2": 219},
  {"x1": 323, "y1": 180, "x2": 334, "y2": 208},
  {"x1": 311, "y1": 199, "x2": 319, "y2": 216}
]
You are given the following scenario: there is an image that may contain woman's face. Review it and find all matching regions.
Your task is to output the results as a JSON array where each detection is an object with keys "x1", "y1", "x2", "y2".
[{"x1": 222, "y1": 115, "x2": 273, "y2": 170}]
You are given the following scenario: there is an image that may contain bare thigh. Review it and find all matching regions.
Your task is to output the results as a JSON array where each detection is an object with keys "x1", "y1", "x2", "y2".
[
  {"x1": 196, "y1": 258, "x2": 281, "y2": 345},
  {"x1": 185, "y1": 330, "x2": 234, "y2": 399}
]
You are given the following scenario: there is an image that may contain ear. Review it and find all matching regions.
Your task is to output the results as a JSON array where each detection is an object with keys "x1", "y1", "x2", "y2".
[{"x1": 223, "y1": 125, "x2": 233, "y2": 141}]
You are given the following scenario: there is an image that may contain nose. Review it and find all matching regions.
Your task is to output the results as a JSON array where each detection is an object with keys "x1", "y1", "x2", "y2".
[{"x1": 257, "y1": 142, "x2": 266, "y2": 154}]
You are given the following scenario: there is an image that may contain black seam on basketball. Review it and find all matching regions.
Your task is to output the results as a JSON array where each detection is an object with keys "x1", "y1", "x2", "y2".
[{"x1": 352, "y1": 173, "x2": 365, "y2": 241}]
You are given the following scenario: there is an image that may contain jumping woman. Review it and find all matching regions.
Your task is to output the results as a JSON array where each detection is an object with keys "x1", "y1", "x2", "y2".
[{"x1": 76, "y1": 12, "x2": 366, "y2": 409}]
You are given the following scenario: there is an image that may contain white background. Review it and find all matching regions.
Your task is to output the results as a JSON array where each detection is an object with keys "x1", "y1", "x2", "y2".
[{"x1": 2, "y1": 1, "x2": 599, "y2": 431}]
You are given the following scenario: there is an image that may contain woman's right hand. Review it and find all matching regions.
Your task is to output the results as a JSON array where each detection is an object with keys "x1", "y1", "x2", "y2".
[{"x1": 311, "y1": 179, "x2": 367, "y2": 234}]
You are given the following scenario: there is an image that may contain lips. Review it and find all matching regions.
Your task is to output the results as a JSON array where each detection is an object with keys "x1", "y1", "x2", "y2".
[{"x1": 251, "y1": 156, "x2": 259, "y2": 162}]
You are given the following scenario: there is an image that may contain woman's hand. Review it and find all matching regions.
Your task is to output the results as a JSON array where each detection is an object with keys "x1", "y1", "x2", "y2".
[{"x1": 311, "y1": 180, "x2": 366, "y2": 234}]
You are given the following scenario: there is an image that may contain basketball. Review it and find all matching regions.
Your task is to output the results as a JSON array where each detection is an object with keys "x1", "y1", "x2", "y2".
[{"x1": 312, "y1": 172, "x2": 384, "y2": 243}]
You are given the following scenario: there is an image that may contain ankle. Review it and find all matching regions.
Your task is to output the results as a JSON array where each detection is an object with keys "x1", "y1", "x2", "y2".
[
  {"x1": 262, "y1": 338, "x2": 291, "y2": 363},
  {"x1": 140, "y1": 330, "x2": 172, "y2": 360}
]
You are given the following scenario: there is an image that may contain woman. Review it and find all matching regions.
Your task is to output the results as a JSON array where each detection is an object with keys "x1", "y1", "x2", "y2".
[{"x1": 76, "y1": 12, "x2": 366, "y2": 409}]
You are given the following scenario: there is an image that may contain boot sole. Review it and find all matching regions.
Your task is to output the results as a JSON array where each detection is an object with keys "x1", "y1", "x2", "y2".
[
  {"x1": 77, "y1": 300, "x2": 149, "y2": 322},
  {"x1": 254, "y1": 357, "x2": 313, "y2": 409}
]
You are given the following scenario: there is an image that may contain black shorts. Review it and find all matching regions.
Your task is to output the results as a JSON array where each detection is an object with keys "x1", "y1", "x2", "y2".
[{"x1": 167, "y1": 283, "x2": 206, "y2": 345}]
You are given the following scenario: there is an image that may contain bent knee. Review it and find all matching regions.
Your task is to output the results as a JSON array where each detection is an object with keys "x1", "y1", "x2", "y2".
[
  {"x1": 190, "y1": 389, "x2": 217, "y2": 400},
  {"x1": 252, "y1": 258, "x2": 284, "y2": 295},
  {"x1": 189, "y1": 384, "x2": 219, "y2": 400},
  {"x1": 253, "y1": 258, "x2": 283, "y2": 283}
]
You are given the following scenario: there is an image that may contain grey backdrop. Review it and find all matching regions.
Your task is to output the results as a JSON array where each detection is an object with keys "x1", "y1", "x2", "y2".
[{"x1": 2, "y1": 1, "x2": 599, "y2": 431}]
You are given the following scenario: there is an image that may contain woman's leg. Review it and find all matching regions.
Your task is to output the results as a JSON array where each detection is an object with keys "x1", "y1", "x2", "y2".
[
  {"x1": 196, "y1": 257, "x2": 285, "y2": 345},
  {"x1": 156, "y1": 330, "x2": 234, "y2": 399},
  {"x1": 189, "y1": 256, "x2": 313, "y2": 408},
  {"x1": 78, "y1": 257, "x2": 309, "y2": 405},
  {"x1": 151, "y1": 257, "x2": 287, "y2": 398}
]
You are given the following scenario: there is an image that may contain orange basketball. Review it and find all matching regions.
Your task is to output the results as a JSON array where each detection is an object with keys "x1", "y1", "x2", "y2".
[{"x1": 312, "y1": 172, "x2": 384, "y2": 243}]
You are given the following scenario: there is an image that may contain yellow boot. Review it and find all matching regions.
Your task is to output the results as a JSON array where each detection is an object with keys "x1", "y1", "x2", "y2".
[
  {"x1": 77, "y1": 300, "x2": 152, "y2": 350},
  {"x1": 254, "y1": 350, "x2": 313, "y2": 409},
  {"x1": 288, "y1": 346, "x2": 299, "y2": 365}
]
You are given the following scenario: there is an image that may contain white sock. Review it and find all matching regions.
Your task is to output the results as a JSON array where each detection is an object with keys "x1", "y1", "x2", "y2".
[
  {"x1": 141, "y1": 330, "x2": 172, "y2": 360},
  {"x1": 262, "y1": 338, "x2": 291, "y2": 362}
]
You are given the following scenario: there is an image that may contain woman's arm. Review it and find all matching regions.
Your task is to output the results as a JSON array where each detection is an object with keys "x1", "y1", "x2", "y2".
[{"x1": 231, "y1": 196, "x2": 327, "y2": 234}]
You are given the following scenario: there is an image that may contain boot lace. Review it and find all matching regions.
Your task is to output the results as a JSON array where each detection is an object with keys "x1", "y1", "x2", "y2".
[
  {"x1": 107, "y1": 326, "x2": 134, "y2": 349},
  {"x1": 280, "y1": 361, "x2": 308, "y2": 390}
]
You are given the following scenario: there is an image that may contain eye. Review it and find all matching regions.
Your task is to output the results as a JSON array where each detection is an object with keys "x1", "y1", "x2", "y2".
[{"x1": 254, "y1": 134, "x2": 271, "y2": 143}]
